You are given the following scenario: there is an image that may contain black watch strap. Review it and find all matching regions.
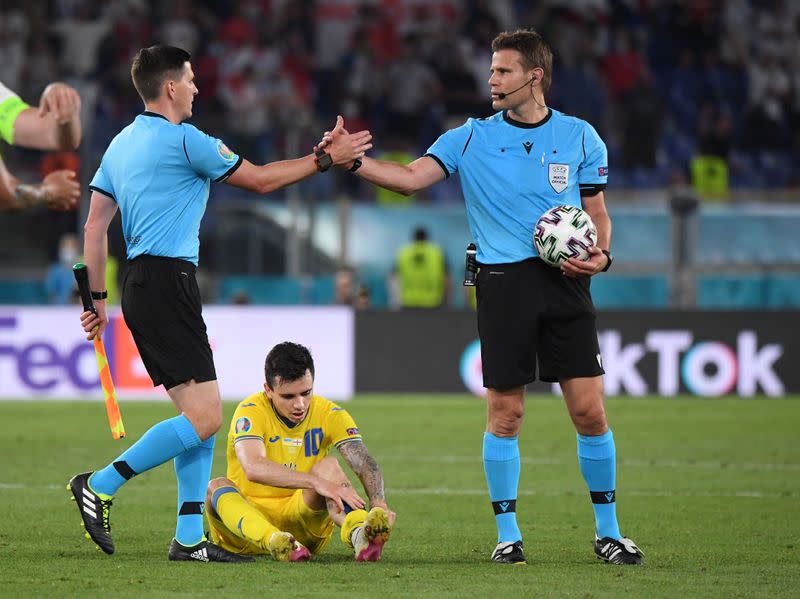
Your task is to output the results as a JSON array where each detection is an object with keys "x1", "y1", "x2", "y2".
[
  {"x1": 314, "y1": 148, "x2": 333, "y2": 172},
  {"x1": 600, "y1": 249, "x2": 613, "y2": 272},
  {"x1": 349, "y1": 158, "x2": 363, "y2": 173},
  {"x1": 91, "y1": 290, "x2": 108, "y2": 300}
]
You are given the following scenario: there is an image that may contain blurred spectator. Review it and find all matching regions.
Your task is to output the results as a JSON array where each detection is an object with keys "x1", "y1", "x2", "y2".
[
  {"x1": 691, "y1": 104, "x2": 732, "y2": 201},
  {"x1": 44, "y1": 232, "x2": 78, "y2": 304},
  {"x1": 334, "y1": 267, "x2": 355, "y2": 306},
  {"x1": 390, "y1": 226, "x2": 449, "y2": 309},
  {"x1": 355, "y1": 283, "x2": 371, "y2": 310},
  {"x1": 618, "y1": 69, "x2": 664, "y2": 169},
  {"x1": 381, "y1": 34, "x2": 442, "y2": 147},
  {"x1": 49, "y1": 3, "x2": 110, "y2": 77}
]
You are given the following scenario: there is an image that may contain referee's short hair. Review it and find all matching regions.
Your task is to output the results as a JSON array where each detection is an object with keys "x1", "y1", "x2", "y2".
[
  {"x1": 491, "y1": 29, "x2": 553, "y2": 93},
  {"x1": 131, "y1": 45, "x2": 191, "y2": 102},
  {"x1": 265, "y1": 342, "x2": 316, "y2": 389}
]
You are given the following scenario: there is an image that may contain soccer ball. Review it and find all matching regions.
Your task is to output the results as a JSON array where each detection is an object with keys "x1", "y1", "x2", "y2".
[{"x1": 533, "y1": 205, "x2": 598, "y2": 267}]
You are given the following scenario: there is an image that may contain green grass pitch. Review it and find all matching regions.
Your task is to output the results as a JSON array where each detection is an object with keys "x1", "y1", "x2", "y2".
[{"x1": 1, "y1": 396, "x2": 798, "y2": 598}]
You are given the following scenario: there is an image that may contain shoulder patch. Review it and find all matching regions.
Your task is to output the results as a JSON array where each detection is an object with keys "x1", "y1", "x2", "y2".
[
  {"x1": 235, "y1": 417, "x2": 252, "y2": 433},
  {"x1": 217, "y1": 140, "x2": 235, "y2": 161}
]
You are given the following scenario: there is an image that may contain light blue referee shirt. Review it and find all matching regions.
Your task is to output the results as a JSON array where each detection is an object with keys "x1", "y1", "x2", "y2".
[
  {"x1": 426, "y1": 108, "x2": 608, "y2": 265},
  {"x1": 89, "y1": 111, "x2": 242, "y2": 265}
]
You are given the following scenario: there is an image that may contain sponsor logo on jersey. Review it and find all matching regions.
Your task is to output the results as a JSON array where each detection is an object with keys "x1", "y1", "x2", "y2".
[
  {"x1": 598, "y1": 166, "x2": 609, "y2": 176},
  {"x1": 268, "y1": 435, "x2": 280, "y2": 443},
  {"x1": 522, "y1": 141, "x2": 533, "y2": 154},
  {"x1": 241, "y1": 402, "x2": 256, "y2": 407},
  {"x1": 235, "y1": 417, "x2": 251, "y2": 433}
]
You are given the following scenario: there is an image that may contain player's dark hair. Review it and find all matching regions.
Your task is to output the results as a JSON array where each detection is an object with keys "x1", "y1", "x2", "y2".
[
  {"x1": 413, "y1": 226, "x2": 428, "y2": 242},
  {"x1": 131, "y1": 45, "x2": 191, "y2": 102},
  {"x1": 491, "y1": 29, "x2": 553, "y2": 93},
  {"x1": 264, "y1": 342, "x2": 315, "y2": 389}
]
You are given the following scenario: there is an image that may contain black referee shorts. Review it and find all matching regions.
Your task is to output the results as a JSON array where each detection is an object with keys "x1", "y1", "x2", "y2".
[
  {"x1": 121, "y1": 255, "x2": 216, "y2": 390},
  {"x1": 475, "y1": 257, "x2": 604, "y2": 390}
]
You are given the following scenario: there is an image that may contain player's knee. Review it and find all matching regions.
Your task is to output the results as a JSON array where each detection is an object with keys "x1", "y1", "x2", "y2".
[
  {"x1": 206, "y1": 477, "x2": 235, "y2": 505},
  {"x1": 488, "y1": 402, "x2": 524, "y2": 436},
  {"x1": 489, "y1": 415, "x2": 522, "y2": 436},
  {"x1": 571, "y1": 403, "x2": 607, "y2": 435},
  {"x1": 194, "y1": 407, "x2": 223, "y2": 440}
]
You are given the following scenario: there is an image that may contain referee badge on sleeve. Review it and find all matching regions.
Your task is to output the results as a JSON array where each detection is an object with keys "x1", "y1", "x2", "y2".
[
  {"x1": 548, "y1": 163, "x2": 569, "y2": 193},
  {"x1": 217, "y1": 140, "x2": 235, "y2": 161}
]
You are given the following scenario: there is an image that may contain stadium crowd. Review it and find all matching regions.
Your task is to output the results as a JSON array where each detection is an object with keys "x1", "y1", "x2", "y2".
[{"x1": 1, "y1": 0, "x2": 798, "y2": 194}]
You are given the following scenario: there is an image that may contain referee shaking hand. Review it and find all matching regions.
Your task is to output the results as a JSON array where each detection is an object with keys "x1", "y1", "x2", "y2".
[
  {"x1": 68, "y1": 45, "x2": 371, "y2": 562},
  {"x1": 319, "y1": 29, "x2": 643, "y2": 566}
]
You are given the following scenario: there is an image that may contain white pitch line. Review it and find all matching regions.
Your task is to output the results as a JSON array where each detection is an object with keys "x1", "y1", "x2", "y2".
[
  {"x1": 1, "y1": 483, "x2": 797, "y2": 499},
  {"x1": 377, "y1": 454, "x2": 800, "y2": 471}
]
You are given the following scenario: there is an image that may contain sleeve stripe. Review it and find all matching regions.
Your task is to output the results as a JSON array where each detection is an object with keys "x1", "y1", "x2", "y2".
[
  {"x1": 461, "y1": 128, "x2": 474, "y2": 156},
  {"x1": 88, "y1": 185, "x2": 116, "y2": 201},
  {"x1": 233, "y1": 435, "x2": 264, "y2": 444},
  {"x1": 423, "y1": 153, "x2": 450, "y2": 179},
  {"x1": 214, "y1": 155, "x2": 243, "y2": 182},
  {"x1": 335, "y1": 437, "x2": 363, "y2": 448},
  {"x1": 579, "y1": 183, "x2": 607, "y2": 196},
  {"x1": 182, "y1": 135, "x2": 191, "y2": 164}
]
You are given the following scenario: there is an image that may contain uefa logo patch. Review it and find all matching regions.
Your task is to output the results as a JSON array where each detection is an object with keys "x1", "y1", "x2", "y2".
[
  {"x1": 217, "y1": 140, "x2": 234, "y2": 161},
  {"x1": 235, "y1": 417, "x2": 251, "y2": 433}
]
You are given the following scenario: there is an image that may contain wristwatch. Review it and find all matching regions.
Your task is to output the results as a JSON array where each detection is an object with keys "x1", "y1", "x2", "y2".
[
  {"x1": 600, "y1": 249, "x2": 613, "y2": 272},
  {"x1": 314, "y1": 148, "x2": 333, "y2": 172},
  {"x1": 349, "y1": 158, "x2": 363, "y2": 173}
]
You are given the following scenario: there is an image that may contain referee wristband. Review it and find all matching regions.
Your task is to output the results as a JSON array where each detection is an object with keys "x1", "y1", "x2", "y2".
[
  {"x1": 600, "y1": 249, "x2": 613, "y2": 272},
  {"x1": 91, "y1": 290, "x2": 108, "y2": 300},
  {"x1": 349, "y1": 158, "x2": 363, "y2": 173}
]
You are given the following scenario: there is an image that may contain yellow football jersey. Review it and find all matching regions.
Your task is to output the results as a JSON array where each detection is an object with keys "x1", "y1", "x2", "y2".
[{"x1": 226, "y1": 391, "x2": 362, "y2": 502}]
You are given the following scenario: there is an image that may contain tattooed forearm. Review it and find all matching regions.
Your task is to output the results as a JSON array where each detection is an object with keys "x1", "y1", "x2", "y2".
[
  {"x1": 14, "y1": 183, "x2": 48, "y2": 209},
  {"x1": 339, "y1": 440, "x2": 385, "y2": 502}
]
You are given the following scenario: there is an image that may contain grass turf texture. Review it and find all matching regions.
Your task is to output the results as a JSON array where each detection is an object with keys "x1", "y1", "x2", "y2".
[{"x1": 0, "y1": 396, "x2": 798, "y2": 598}]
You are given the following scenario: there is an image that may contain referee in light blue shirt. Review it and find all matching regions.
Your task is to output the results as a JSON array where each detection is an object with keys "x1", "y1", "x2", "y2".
[
  {"x1": 321, "y1": 29, "x2": 644, "y2": 566},
  {"x1": 68, "y1": 45, "x2": 372, "y2": 563}
]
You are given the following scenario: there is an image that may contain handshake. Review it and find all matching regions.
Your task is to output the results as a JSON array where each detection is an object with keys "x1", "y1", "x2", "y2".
[{"x1": 312, "y1": 115, "x2": 369, "y2": 173}]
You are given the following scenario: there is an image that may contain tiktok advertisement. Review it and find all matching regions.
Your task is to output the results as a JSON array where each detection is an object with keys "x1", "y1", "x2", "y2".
[{"x1": 356, "y1": 310, "x2": 798, "y2": 397}]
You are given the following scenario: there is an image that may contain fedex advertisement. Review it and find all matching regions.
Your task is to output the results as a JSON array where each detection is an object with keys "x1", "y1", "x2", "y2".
[{"x1": 0, "y1": 306, "x2": 354, "y2": 400}]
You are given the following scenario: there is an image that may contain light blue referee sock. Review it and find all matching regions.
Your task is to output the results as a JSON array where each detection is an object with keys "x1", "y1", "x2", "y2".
[
  {"x1": 577, "y1": 429, "x2": 622, "y2": 540},
  {"x1": 89, "y1": 414, "x2": 202, "y2": 497},
  {"x1": 483, "y1": 432, "x2": 522, "y2": 544},
  {"x1": 174, "y1": 434, "x2": 215, "y2": 546}
]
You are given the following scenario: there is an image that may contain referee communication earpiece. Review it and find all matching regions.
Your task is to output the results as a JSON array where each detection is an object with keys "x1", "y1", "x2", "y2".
[{"x1": 497, "y1": 76, "x2": 536, "y2": 100}]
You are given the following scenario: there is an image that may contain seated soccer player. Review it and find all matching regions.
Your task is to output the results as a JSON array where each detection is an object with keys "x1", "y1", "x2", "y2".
[{"x1": 206, "y1": 342, "x2": 395, "y2": 561}]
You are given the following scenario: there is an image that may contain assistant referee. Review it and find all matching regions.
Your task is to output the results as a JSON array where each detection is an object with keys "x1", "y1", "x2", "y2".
[
  {"x1": 68, "y1": 45, "x2": 372, "y2": 562},
  {"x1": 321, "y1": 29, "x2": 644, "y2": 566}
]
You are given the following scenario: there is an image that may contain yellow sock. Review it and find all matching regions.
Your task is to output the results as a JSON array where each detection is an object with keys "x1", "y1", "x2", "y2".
[
  {"x1": 340, "y1": 509, "x2": 368, "y2": 548},
  {"x1": 215, "y1": 488, "x2": 279, "y2": 553}
]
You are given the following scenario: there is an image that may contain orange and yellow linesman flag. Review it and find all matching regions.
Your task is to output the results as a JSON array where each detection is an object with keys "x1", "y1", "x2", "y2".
[
  {"x1": 73, "y1": 263, "x2": 125, "y2": 440},
  {"x1": 93, "y1": 336, "x2": 125, "y2": 439}
]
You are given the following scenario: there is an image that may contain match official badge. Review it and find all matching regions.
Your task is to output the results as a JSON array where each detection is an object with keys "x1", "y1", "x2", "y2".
[
  {"x1": 548, "y1": 163, "x2": 569, "y2": 193},
  {"x1": 235, "y1": 417, "x2": 251, "y2": 433},
  {"x1": 217, "y1": 140, "x2": 234, "y2": 161}
]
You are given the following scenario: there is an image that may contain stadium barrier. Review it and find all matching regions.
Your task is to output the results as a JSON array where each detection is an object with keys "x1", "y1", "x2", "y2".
[
  {"x1": 0, "y1": 306, "x2": 353, "y2": 401},
  {"x1": 355, "y1": 310, "x2": 798, "y2": 397},
  {"x1": 1, "y1": 307, "x2": 796, "y2": 399}
]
